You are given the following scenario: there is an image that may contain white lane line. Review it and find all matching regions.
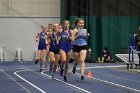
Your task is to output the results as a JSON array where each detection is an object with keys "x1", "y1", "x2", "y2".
[
  {"x1": 41, "y1": 70, "x2": 92, "y2": 93},
  {"x1": 0, "y1": 68, "x2": 37, "y2": 71},
  {"x1": 76, "y1": 65, "x2": 126, "y2": 70},
  {"x1": 76, "y1": 65, "x2": 140, "y2": 82},
  {"x1": 68, "y1": 70, "x2": 140, "y2": 93},
  {"x1": 14, "y1": 69, "x2": 47, "y2": 93},
  {"x1": 0, "y1": 69, "x2": 31, "y2": 93},
  {"x1": 92, "y1": 70, "x2": 140, "y2": 83}
]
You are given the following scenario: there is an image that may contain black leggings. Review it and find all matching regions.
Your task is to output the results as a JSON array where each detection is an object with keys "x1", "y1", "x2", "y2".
[{"x1": 137, "y1": 45, "x2": 140, "y2": 66}]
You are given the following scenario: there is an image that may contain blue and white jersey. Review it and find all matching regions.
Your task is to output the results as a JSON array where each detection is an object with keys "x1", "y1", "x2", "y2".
[{"x1": 73, "y1": 28, "x2": 87, "y2": 46}]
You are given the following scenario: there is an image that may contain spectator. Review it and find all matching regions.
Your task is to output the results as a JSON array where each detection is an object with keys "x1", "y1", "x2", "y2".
[{"x1": 98, "y1": 48, "x2": 114, "y2": 63}]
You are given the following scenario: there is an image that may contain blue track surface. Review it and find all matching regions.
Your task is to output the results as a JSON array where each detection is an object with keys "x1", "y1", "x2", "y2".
[{"x1": 0, "y1": 61, "x2": 140, "y2": 93}]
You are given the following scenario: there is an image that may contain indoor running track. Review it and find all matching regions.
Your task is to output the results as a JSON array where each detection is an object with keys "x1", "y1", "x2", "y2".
[{"x1": 0, "y1": 61, "x2": 140, "y2": 93}]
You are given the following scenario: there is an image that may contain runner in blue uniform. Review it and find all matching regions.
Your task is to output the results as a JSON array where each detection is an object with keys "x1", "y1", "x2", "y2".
[
  {"x1": 35, "y1": 25, "x2": 48, "y2": 72},
  {"x1": 48, "y1": 23, "x2": 60, "y2": 78},
  {"x1": 45, "y1": 24, "x2": 54, "y2": 72},
  {"x1": 59, "y1": 20, "x2": 73, "y2": 82}
]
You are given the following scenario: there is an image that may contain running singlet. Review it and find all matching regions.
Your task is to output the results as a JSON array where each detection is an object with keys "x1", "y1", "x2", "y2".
[
  {"x1": 73, "y1": 28, "x2": 87, "y2": 46},
  {"x1": 49, "y1": 32, "x2": 59, "y2": 51},
  {"x1": 38, "y1": 32, "x2": 47, "y2": 50},
  {"x1": 59, "y1": 29, "x2": 72, "y2": 53}
]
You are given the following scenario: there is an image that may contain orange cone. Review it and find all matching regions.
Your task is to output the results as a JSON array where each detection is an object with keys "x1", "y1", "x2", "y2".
[{"x1": 87, "y1": 70, "x2": 92, "y2": 78}]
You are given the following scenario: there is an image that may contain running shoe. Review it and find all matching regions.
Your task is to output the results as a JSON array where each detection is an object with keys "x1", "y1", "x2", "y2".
[
  {"x1": 64, "y1": 76, "x2": 67, "y2": 82},
  {"x1": 72, "y1": 68, "x2": 76, "y2": 74},
  {"x1": 35, "y1": 60, "x2": 38, "y2": 64},
  {"x1": 39, "y1": 68, "x2": 42, "y2": 72},
  {"x1": 81, "y1": 75, "x2": 84, "y2": 80},
  {"x1": 60, "y1": 69, "x2": 63, "y2": 76},
  {"x1": 49, "y1": 63, "x2": 53, "y2": 74},
  {"x1": 52, "y1": 74, "x2": 54, "y2": 79}
]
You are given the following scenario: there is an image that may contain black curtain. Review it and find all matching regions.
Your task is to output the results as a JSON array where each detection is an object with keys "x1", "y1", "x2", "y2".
[
  {"x1": 61, "y1": 0, "x2": 140, "y2": 16},
  {"x1": 61, "y1": 0, "x2": 140, "y2": 61}
]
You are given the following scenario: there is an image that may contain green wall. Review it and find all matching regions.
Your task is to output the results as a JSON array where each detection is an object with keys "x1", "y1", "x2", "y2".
[{"x1": 61, "y1": 16, "x2": 140, "y2": 61}]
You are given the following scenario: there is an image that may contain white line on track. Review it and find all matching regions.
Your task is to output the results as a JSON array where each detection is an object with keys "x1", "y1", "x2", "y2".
[
  {"x1": 76, "y1": 65, "x2": 126, "y2": 70},
  {"x1": 0, "y1": 69, "x2": 31, "y2": 93},
  {"x1": 14, "y1": 69, "x2": 47, "y2": 93},
  {"x1": 41, "y1": 70, "x2": 92, "y2": 93},
  {"x1": 92, "y1": 70, "x2": 140, "y2": 83},
  {"x1": 70, "y1": 65, "x2": 140, "y2": 93},
  {"x1": 0, "y1": 68, "x2": 37, "y2": 71}
]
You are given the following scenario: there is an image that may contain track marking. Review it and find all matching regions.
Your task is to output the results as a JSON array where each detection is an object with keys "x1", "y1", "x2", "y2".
[
  {"x1": 41, "y1": 70, "x2": 92, "y2": 93},
  {"x1": 0, "y1": 68, "x2": 36, "y2": 71},
  {"x1": 0, "y1": 69, "x2": 31, "y2": 93},
  {"x1": 69, "y1": 66, "x2": 140, "y2": 93},
  {"x1": 76, "y1": 65, "x2": 126, "y2": 70},
  {"x1": 92, "y1": 70, "x2": 140, "y2": 83},
  {"x1": 14, "y1": 69, "x2": 47, "y2": 93}
]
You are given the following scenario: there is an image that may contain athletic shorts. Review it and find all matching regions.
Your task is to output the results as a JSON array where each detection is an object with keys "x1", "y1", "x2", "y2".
[
  {"x1": 38, "y1": 44, "x2": 47, "y2": 50},
  {"x1": 60, "y1": 48, "x2": 72, "y2": 54},
  {"x1": 72, "y1": 45, "x2": 87, "y2": 53},
  {"x1": 49, "y1": 49, "x2": 60, "y2": 54}
]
